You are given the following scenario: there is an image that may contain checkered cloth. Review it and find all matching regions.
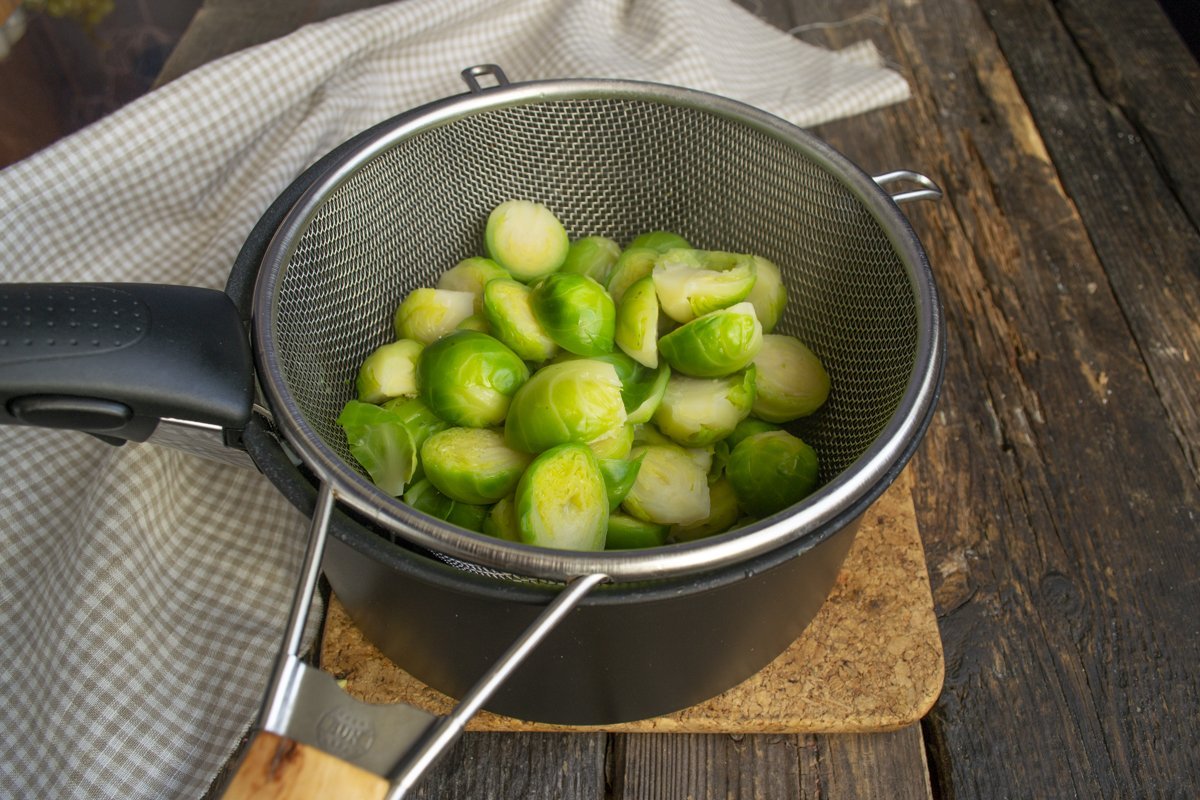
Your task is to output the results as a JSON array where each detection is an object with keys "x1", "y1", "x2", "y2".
[{"x1": 0, "y1": 0, "x2": 908, "y2": 796}]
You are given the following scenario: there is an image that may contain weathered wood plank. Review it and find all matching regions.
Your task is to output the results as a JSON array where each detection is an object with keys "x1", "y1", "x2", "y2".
[
  {"x1": 983, "y1": 0, "x2": 1200, "y2": 483},
  {"x1": 409, "y1": 732, "x2": 608, "y2": 800},
  {"x1": 613, "y1": 726, "x2": 932, "y2": 800},
  {"x1": 800, "y1": 0, "x2": 1200, "y2": 796}
]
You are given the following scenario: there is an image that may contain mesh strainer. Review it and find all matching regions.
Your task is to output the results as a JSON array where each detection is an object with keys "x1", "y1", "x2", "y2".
[{"x1": 253, "y1": 65, "x2": 943, "y2": 589}]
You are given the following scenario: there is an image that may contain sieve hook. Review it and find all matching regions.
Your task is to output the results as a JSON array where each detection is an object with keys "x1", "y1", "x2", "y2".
[
  {"x1": 461, "y1": 64, "x2": 510, "y2": 92},
  {"x1": 873, "y1": 170, "x2": 943, "y2": 204}
]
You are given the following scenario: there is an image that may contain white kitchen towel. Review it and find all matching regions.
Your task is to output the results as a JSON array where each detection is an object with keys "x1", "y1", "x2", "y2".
[{"x1": 0, "y1": 0, "x2": 909, "y2": 797}]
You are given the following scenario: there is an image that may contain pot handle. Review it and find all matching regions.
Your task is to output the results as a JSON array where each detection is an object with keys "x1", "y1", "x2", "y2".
[
  {"x1": 0, "y1": 283, "x2": 254, "y2": 442},
  {"x1": 220, "y1": 480, "x2": 607, "y2": 799}
]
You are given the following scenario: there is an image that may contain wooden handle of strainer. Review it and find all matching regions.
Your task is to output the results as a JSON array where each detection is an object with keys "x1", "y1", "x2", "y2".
[{"x1": 219, "y1": 731, "x2": 387, "y2": 800}]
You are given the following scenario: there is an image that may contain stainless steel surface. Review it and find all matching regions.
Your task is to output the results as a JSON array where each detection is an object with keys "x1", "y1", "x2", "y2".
[
  {"x1": 261, "y1": 655, "x2": 435, "y2": 775},
  {"x1": 872, "y1": 170, "x2": 944, "y2": 204},
  {"x1": 252, "y1": 74, "x2": 943, "y2": 582}
]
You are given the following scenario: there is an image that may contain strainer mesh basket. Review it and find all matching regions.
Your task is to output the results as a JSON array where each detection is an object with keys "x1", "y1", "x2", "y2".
[{"x1": 260, "y1": 90, "x2": 925, "y2": 583}]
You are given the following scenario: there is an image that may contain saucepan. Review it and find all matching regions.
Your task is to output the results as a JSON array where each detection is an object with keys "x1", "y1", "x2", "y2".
[{"x1": 0, "y1": 65, "x2": 944, "y2": 798}]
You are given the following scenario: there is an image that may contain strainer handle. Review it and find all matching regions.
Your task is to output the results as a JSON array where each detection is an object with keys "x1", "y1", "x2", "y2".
[{"x1": 873, "y1": 170, "x2": 943, "y2": 203}]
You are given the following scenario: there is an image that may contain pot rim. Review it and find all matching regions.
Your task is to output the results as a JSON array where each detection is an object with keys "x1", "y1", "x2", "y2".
[{"x1": 244, "y1": 75, "x2": 944, "y2": 584}]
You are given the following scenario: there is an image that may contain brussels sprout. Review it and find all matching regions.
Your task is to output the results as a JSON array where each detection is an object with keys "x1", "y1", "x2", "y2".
[
  {"x1": 614, "y1": 274, "x2": 661, "y2": 369},
  {"x1": 336, "y1": 399, "x2": 420, "y2": 496},
  {"x1": 394, "y1": 288, "x2": 476, "y2": 345},
  {"x1": 651, "y1": 249, "x2": 757, "y2": 324},
  {"x1": 420, "y1": 427, "x2": 533, "y2": 505},
  {"x1": 355, "y1": 338, "x2": 423, "y2": 403},
  {"x1": 482, "y1": 494, "x2": 521, "y2": 542},
  {"x1": 529, "y1": 272, "x2": 615, "y2": 356},
  {"x1": 561, "y1": 236, "x2": 622, "y2": 285},
  {"x1": 417, "y1": 331, "x2": 529, "y2": 428},
  {"x1": 515, "y1": 443, "x2": 609, "y2": 551},
  {"x1": 606, "y1": 246, "x2": 658, "y2": 304},
  {"x1": 751, "y1": 334, "x2": 831, "y2": 421},
  {"x1": 745, "y1": 255, "x2": 787, "y2": 332},
  {"x1": 586, "y1": 423, "x2": 634, "y2": 460},
  {"x1": 605, "y1": 513, "x2": 669, "y2": 550},
  {"x1": 379, "y1": 396, "x2": 452, "y2": 448},
  {"x1": 651, "y1": 367, "x2": 756, "y2": 447},
  {"x1": 482, "y1": 277, "x2": 559, "y2": 362},
  {"x1": 657, "y1": 301, "x2": 763, "y2": 378},
  {"x1": 621, "y1": 444, "x2": 710, "y2": 526},
  {"x1": 455, "y1": 313, "x2": 491, "y2": 334},
  {"x1": 725, "y1": 415, "x2": 781, "y2": 448},
  {"x1": 484, "y1": 200, "x2": 569, "y2": 282},
  {"x1": 565, "y1": 350, "x2": 670, "y2": 425},
  {"x1": 598, "y1": 452, "x2": 645, "y2": 511},
  {"x1": 402, "y1": 478, "x2": 489, "y2": 532},
  {"x1": 629, "y1": 230, "x2": 690, "y2": 252},
  {"x1": 436, "y1": 257, "x2": 511, "y2": 313},
  {"x1": 670, "y1": 477, "x2": 740, "y2": 542},
  {"x1": 726, "y1": 430, "x2": 819, "y2": 517},
  {"x1": 632, "y1": 422, "x2": 675, "y2": 447},
  {"x1": 505, "y1": 359, "x2": 626, "y2": 453}
]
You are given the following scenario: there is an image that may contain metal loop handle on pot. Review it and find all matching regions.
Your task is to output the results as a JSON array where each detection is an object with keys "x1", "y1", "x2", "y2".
[{"x1": 873, "y1": 170, "x2": 943, "y2": 203}]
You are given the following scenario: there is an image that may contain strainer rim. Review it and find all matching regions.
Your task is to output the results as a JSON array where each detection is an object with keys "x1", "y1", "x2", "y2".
[{"x1": 251, "y1": 76, "x2": 943, "y2": 583}]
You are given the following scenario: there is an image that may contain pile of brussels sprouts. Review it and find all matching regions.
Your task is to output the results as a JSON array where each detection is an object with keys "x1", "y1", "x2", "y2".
[{"x1": 337, "y1": 200, "x2": 831, "y2": 552}]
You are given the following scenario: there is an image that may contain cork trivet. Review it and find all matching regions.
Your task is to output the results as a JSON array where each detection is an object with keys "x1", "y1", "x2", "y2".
[{"x1": 320, "y1": 467, "x2": 943, "y2": 733}]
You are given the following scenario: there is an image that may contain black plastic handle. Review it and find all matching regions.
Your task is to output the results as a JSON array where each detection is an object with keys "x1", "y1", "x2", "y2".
[{"x1": 0, "y1": 283, "x2": 254, "y2": 442}]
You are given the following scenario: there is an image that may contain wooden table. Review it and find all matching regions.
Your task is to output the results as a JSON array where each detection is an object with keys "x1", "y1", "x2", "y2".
[{"x1": 162, "y1": 1, "x2": 1200, "y2": 797}]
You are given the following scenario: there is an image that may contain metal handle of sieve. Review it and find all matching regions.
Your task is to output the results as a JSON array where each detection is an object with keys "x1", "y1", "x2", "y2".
[
  {"x1": 231, "y1": 478, "x2": 608, "y2": 799},
  {"x1": 873, "y1": 170, "x2": 943, "y2": 203},
  {"x1": 461, "y1": 63, "x2": 510, "y2": 92}
]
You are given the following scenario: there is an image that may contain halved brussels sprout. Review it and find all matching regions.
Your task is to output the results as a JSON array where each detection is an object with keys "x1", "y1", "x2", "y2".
[
  {"x1": 417, "y1": 331, "x2": 529, "y2": 428},
  {"x1": 394, "y1": 288, "x2": 476, "y2": 345},
  {"x1": 745, "y1": 255, "x2": 787, "y2": 332},
  {"x1": 436, "y1": 257, "x2": 511, "y2": 313},
  {"x1": 505, "y1": 358, "x2": 626, "y2": 453},
  {"x1": 402, "y1": 478, "x2": 489, "y2": 532},
  {"x1": 651, "y1": 249, "x2": 757, "y2": 324},
  {"x1": 726, "y1": 430, "x2": 819, "y2": 517},
  {"x1": 657, "y1": 301, "x2": 763, "y2": 378},
  {"x1": 355, "y1": 338, "x2": 422, "y2": 404},
  {"x1": 605, "y1": 513, "x2": 669, "y2": 550},
  {"x1": 614, "y1": 274, "x2": 661, "y2": 369},
  {"x1": 379, "y1": 395, "x2": 452, "y2": 448},
  {"x1": 482, "y1": 494, "x2": 521, "y2": 542},
  {"x1": 651, "y1": 367, "x2": 756, "y2": 447},
  {"x1": 751, "y1": 334, "x2": 831, "y2": 421},
  {"x1": 598, "y1": 452, "x2": 645, "y2": 511},
  {"x1": 529, "y1": 272, "x2": 615, "y2": 356},
  {"x1": 336, "y1": 399, "x2": 420, "y2": 496},
  {"x1": 561, "y1": 236, "x2": 622, "y2": 285},
  {"x1": 515, "y1": 443, "x2": 609, "y2": 551},
  {"x1": 484, "y1": 200, "x2": 569, "y2": 282},
  {"x1": 482, "y1": 277, "x2": 559, "y2": 363},
  {"x1": 420, "y1": 427, "x2": 533, "y2": 505},
  {"x1": 455, "y1": 313, "x2": 491, "y2": 334},
  {"x1": 565, "y1": 351, "x2": 670, "y2": 425},
  {"x1": 606, "y1": 246, "x2": 658, "y2": 304},
  {"x1": 670, "y1": 477, "x2": 740, "y2": 542},
  {"x1": 586, "y1": 423, "x2": 634, "y2": 460},
  {"x1": 629, "y1": 230, "x2": 690, "y2": 252},
  {"x1": 620, "y1": 444, "x2": 710, "y2": 526}
]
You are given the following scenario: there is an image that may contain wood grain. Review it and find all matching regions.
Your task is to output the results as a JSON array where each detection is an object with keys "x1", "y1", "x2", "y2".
[
  {"x1": 804, "y1": 0, "x2": 1200, "y2": 796},
  {"x1": 219, "y1": 732, "x2": 387, "y2": 800}
]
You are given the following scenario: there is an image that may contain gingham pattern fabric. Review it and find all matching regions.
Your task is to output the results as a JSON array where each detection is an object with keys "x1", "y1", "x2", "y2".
[{"x1": 0, "y1": 1, "x2": 909, "y2": 796}]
